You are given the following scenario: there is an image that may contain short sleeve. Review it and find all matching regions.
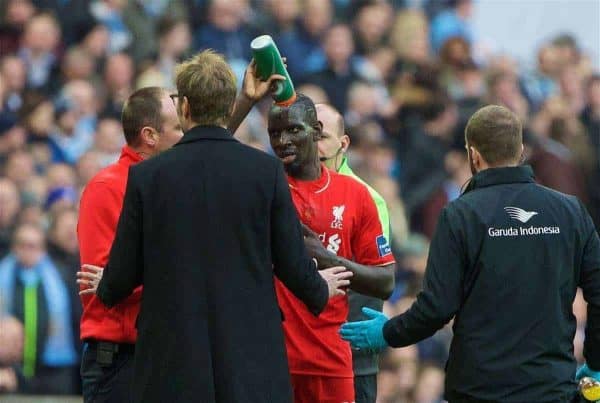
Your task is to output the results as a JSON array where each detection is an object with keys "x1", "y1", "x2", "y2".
[{"x1": 351, "y1": 184, "x2": 395, "y2": 267}]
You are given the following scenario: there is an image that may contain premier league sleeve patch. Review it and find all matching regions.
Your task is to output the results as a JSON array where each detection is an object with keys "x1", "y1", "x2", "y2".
[{"x1": 376, "y1": 235, "x2": 391, "y2": 257}]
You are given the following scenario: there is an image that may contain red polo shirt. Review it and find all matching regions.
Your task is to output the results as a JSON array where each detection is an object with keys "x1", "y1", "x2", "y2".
[{"x1": 77, "y1": 146, "x2": 143, "y2": 343}]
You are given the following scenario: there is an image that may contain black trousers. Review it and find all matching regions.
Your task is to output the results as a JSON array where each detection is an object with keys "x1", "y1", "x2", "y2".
[
  {"x1": 80, "y1": 342, "x2": 135, "y2": 403},
  {"x1": 354, "y1": 374, "x2": 377, "y2": 403}
]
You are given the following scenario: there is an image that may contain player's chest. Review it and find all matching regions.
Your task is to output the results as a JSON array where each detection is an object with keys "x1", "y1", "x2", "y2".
[{"x1": 289, "y1": 190, "x2": 356, "y2": 257}]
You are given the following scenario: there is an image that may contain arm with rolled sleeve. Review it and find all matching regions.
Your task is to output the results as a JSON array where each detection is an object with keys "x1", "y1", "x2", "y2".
[
  {"x1": 96, "y1": 167, "x2": 144, "y2": 308},
  {"x1": 383, "y1": 207, "x2": 464, "y2": 347},
  {"x1": 579, "y1": 203, "x2": 600, "y2": 371},
  {"x1": 270, "y1": 162, "x2": 328, "y2": 315}
]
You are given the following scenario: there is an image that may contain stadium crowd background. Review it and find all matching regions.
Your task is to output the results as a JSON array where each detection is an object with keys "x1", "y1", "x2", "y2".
[{"x1": 0, "y1": 0, "x2": 598, "y2": 401}]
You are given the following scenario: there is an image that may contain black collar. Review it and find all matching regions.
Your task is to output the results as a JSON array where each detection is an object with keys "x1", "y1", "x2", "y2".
[
  {"x1": 174, "y1": 125, "x2": 238, "y2": 147},
  {"x1": 462, "y1": 165, "x2": 535, "y2": 195}
]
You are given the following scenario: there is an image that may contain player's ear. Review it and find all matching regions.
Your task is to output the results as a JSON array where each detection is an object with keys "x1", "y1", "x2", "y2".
[
  {"x1": 518, "y1": 143, "x2": 525, "y2": 163},
  {"x1": 340, "y1": 134, "x2": 350, "y2": 153},
  {"x1": 470, "y1": 146, "x2": 483, "y2": 167},
  {"x1": 181, "y1": 96, "x2": 190, "y2": 120},
  {"x1": 141, "y1": 126, "x2": 157, "y2": 147}
]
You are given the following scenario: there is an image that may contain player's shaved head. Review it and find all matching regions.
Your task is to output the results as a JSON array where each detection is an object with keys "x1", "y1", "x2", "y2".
[{"x1": 316, "y1": 103, "x2": 344, "y2": 138}]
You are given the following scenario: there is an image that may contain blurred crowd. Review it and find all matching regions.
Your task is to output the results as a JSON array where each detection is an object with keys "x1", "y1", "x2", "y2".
[{"x1": 0, "y1": 0, "x2": 598, "y2": 400}]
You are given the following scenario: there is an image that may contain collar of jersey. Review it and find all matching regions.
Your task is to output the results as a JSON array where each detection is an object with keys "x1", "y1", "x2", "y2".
[
  {"x1": 287, "y1": 165, "x2": 331, "y2": 194},
  {"x1": 462, "y1": 165, "x2": 535, "y2": 195},
  {"x1": 119, "y1": 145, "x2": 144, "y2": 165}
]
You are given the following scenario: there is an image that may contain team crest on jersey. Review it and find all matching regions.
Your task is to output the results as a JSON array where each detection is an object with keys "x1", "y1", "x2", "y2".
[
  {"x1": 376, "y1": 235, "x2": 391, "y2": 257},
  {"x1": 331, "y1": 205, "x2": 345, "y2": 229}
]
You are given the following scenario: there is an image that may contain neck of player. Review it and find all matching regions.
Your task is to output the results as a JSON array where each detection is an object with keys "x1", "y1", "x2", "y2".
[{"x1": 286, "y1": 154, "x2": 322, "y2": 181}]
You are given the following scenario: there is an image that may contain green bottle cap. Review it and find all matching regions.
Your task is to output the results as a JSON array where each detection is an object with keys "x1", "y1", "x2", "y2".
[{"x1": 250, "y1": 35, "x2": 296, "y2": 106}]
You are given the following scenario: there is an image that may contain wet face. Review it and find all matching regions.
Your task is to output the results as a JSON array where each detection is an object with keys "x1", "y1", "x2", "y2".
[{"x1": 268, "y1": 103, "x2": 321, "y2": 173}]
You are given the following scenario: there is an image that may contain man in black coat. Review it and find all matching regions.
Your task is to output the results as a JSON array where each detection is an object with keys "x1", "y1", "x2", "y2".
[{"x1": 95, "y1": 50, "x2": 352, "y2": 403}]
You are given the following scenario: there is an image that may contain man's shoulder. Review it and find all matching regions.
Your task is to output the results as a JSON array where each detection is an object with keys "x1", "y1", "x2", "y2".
[
  {"x1": 338, "y1": 169, "x2": 387, "y2": 207},
  {"x1": 131, "y1": 143, "x2": 282, "y2": 182},
  {"x1": 330, "y1": 170, "x2": 374, "y2": 199},
  {"x1": 236, "y1": 144, "x2": 282, "y2": 166},
  {"x1": 446, "y1": 181, "x2": 586, "y2": 229},
  {"x1": 330, "y1": 169, "x2": 365, "y2": 187},
  {"x1": 84, "y1": 161, "x2": 127, "y2": 191}
]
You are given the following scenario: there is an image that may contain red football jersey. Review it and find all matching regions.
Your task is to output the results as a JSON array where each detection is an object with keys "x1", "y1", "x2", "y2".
[{"x1": 275, "y1": 166, "x2": 395, "y2": 377}]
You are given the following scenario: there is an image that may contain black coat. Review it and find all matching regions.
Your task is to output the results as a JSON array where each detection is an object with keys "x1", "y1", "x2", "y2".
[
  {"x1": 97, "y1": 126, "x2": 328, "y2": 403},
  {"x1": 383, "y1": 166, "x2": 600, "y2": 402}
]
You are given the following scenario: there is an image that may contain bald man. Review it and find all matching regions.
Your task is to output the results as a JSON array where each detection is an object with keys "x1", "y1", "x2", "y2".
[{"x1": 316, "y1": 103, "x2": 393, "y2": 403}]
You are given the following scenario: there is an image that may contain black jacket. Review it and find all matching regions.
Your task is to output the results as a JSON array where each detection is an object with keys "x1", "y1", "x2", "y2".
[
  {"x1": 97, "y1": 126, "x2": 328, "y2": 403},
  {"x1": 383, "y1": 166, "x2": 600, "y2": 402}
]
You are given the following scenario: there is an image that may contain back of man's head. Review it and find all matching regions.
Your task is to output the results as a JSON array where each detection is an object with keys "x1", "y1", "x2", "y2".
[
  {"x1": 465, "y1": 105, "x2": 522, "y2": 165},
  {"x1": 315, "y1": 103, "x2": 344, "y2": 137},
  {"x1": 175, "y1": 50, "x2": 237, "y2": 127},
  {"x1": 121, "y1": 86, "x2": 166, "y2": 146}
]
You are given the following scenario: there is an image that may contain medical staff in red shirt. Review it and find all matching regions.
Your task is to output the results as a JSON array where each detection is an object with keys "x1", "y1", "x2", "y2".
[
  {"x1": 76, "y1": 63, "x2": 285, "y2": 403},
  {"x1": 267, "y1": 94, "x2": 396, "y2": 402},
  {"x1": 77, "y1": 86, "x2": 183, "y2": 403}
]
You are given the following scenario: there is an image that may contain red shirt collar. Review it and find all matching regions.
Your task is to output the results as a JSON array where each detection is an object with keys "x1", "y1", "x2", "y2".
[
  {"x1": 119, "y1": 146, "x2": 144, "y2": 166},
  {"x1": 287, "y1": 164, "x2": 331, "y2": 194}
]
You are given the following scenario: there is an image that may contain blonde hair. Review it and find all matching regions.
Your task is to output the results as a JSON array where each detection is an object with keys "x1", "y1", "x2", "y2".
[{"x1": 175, "y1": 50, "x2": 237, "y2": 126}]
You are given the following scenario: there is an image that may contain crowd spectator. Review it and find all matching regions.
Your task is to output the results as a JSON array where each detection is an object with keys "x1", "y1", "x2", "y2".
[
  {"x1": 0, "y1": 223, "x2": 79, "y2": 395},
  {"x1": 304, "y1": 23, "x2": 363, "y2": 113},
  {"x1": 0, "y1": 0, "x2": 597, "y2": 398}
]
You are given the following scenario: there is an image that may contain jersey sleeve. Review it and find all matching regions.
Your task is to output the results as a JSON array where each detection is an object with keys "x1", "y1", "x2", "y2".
[{"x1": 351, "y1": 183, "x2": 395, "y2": 267}]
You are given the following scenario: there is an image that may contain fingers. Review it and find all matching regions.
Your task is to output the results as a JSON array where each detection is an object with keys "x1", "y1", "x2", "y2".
[
  {"x1": 339, "y1": 328, "x2": 360, "y2": 339},
  {"x1": 336, "y1": 270, "x2": 353, "y2": 280},
  {"x1": 323, "y1": 266, "x2": 353, "y2": 277},
  {"x1": 340, "y1": 320, "x2": 370, "y2": 330},
  {"x1": 246, "y1": 58, "x2": 257, "y2": 76},
  {"x1": 333, "y1": 288, "x2": 346, "y2": 297},
  {"x1": 77, "y1": 272, "x2": 99, "y2": 280},
  {"x1": 361, "y1": 307, "x2": 381, "y2": 318},
  {"x1": 265, "y1": 75, "x2": 286, "y2": 92},
  {"x1": 79, "y1": 288, "x2": 96, "y2": 296},
  {"x1": 76, "y1": 279, "x2": 95, "y2": 287},
  {"x1": 81, "y1": 264, "x2": 103, "y2": 273},
  {"x1": 340, "y1": 331, "x2": 363, "y2": 345},
  {"x1": 266, "y1": 74, "x2": 286, "y2": 83}
]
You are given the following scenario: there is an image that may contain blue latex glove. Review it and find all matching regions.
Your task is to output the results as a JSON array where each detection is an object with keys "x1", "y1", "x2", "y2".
[
  {"x1": 578, "y1": 363, "x2": 600, "y2": 402},
  {"x1": 577, "y1": 363, "x2": 600, "y2": 382},
  {"x1": 339, "y1": 307, "x2": 388, "y2": 352}
]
